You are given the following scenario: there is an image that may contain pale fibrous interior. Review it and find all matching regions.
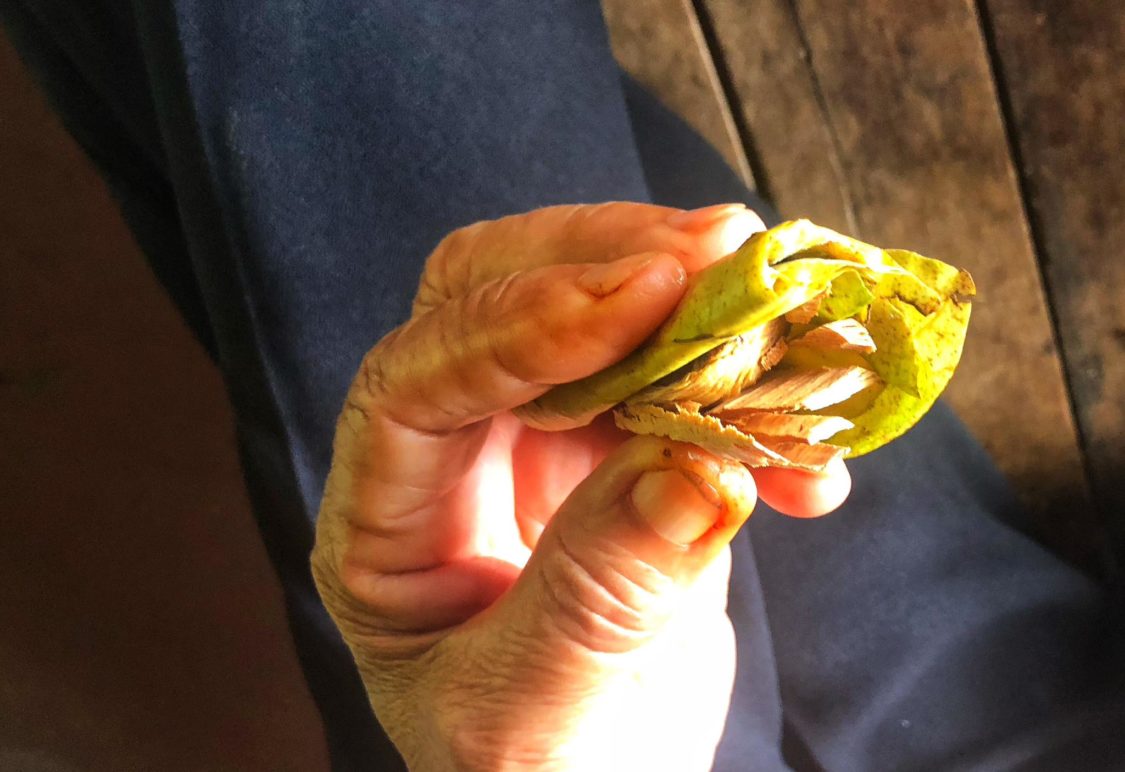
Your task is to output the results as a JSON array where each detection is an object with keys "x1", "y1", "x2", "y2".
[{"x1": 615, "y1": 315, "x2": 883, "y2": 471}]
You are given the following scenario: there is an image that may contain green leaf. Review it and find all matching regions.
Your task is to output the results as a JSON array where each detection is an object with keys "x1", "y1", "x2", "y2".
[
  {"x1": 828, "y1": 292, "x2": 973, "y2": 456},
  {"x1": 816, "y1": 270, "x2": 876, "y2": 322}
]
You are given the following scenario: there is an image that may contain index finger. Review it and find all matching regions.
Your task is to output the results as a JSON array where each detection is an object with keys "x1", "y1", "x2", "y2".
[
  {"x1": 326, "y1": 252, "x2": 688, "y2": 575},
  {"x1": 413, "y1": 202, "x2": 764, "y2": 315}
]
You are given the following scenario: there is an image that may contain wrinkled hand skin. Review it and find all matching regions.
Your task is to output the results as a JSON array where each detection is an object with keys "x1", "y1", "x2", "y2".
[{"x1": 310, "y1": 203, "x2": 851, "y2": 771}]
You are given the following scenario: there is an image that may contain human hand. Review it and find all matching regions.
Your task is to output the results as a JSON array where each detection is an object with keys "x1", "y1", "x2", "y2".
[{"x1": 311, "y1": 203, "x2": 851, "y2": 771}]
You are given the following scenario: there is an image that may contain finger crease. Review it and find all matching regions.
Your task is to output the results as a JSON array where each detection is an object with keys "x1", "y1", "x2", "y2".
[
  {"x1": 551, "y1": 530, "x2": 651, "y2": 636},
  {"x1": 343, "y1": 394, "x2": 371, "y2": 421}
]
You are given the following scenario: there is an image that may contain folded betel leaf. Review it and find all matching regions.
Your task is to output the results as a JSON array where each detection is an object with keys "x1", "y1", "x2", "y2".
[{"x1": 514, "y1": 219, "x2": 975, "y2": 471}]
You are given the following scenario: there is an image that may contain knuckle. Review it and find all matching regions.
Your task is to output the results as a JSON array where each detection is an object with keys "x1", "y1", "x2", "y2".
[
  {"x1": 562, "y1": 201, "x2": 650, "y2": 258},
  {"x1": 423, "y1": 220, "x2": 490, "y2": 301},
  {"x1": 311, "y1": 543, "x2": 376, "y2": 629},
  {"x1": 477, "y1": 273, "x2": 563, "y2": 386},
  {"x1": 433, "y1": 298, "x2": 494, "y2": 415},
  {"x1": 356, "y1": 331, "x2": 399, "y2": 403},
  {"x1": 311, "y1": 543, "x2": 433, "y2": 663},
  {"x1": 340, "y1": 318, "x2": 461, "y2": 439},
  {"x1": 311, "y1": 545, "x2": 377, "y2": 639},
  {"x1": 537, "y1": 530, "x2": 676, "y2": 654},
  {"x1": 350, "y1": 348, "x2": 393, "y2": 425},
  {"x1": 351, "y1": 326, "x2": 436, "y2": 430},
  {"x1": 482, "y1": 271, "x2": 613, "y2": 384},
  {"x1": 557, "y1": 202, "x2": 609, "y2": 241}
]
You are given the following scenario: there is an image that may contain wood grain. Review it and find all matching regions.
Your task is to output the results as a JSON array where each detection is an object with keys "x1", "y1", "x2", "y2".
[
  {"x1": 700, "y1": 0, "x2": 856, "y2": 232},
  {"x1": 696, "y1": 0, "x2": 1096, "y2": 558},
  {"x1": 601, "y1": 0, "x2": 755, "y2": 188},
  {"x1": 790, "y1": 0, "x2": 1095, "y2": 544},
  {"x1": 982, "y1": 0, "x2": 1125, "y2": 543}
]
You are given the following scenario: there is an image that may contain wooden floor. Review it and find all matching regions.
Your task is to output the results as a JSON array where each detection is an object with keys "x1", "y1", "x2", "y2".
[
  {"x1": 1, "y1": 3, "x2": 1121, "y2": 770},
  {"x1": 605, "y1": 0, "x2": 1125, "y2": 572}
]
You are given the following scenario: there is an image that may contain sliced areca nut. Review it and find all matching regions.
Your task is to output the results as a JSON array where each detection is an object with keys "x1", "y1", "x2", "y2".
[
  {"x1": 784, "y1": 295, "x2": 824, "y2": 324},
  {"x1": 789, "y1": 318, "x2": 876, "y2": 353},
  {"x1": 626, "y1": 319, "x2": 788, "y2": 408},
  {"x1": 714, "y1": 366, "x2": 884, "y2": 413},
  {"x1": 613, "y1": 403, "x2": 811, "y2": 469},
  {"x1": 716, "y1": 412, "x2": 855, "y2": 444},
  {"x1": 751, "y1": 438, "x2": 848, "y2": 469}
]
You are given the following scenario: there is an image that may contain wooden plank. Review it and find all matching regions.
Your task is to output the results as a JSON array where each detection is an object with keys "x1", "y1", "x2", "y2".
[
  {"x1": 982, "y1": 0, "x2": 1125, "y2": 545},
  {"x1": 702, "y1": 0, "x2": 1096, "y2": 560},
  {"x1": 700, "y1": 0, "x2": 855, "y2": 232},
  {"x1": 601, "y1": 0, "x2": 755, "y2": 188}
]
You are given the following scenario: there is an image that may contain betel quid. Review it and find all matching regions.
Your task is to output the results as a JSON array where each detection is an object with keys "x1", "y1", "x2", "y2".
[{"x1": 516, "y1": 220, "x2": 976, "y2": 472}]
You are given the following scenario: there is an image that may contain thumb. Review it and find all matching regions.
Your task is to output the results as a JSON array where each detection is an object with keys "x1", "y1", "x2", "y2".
[{"x1": 497, "y1": 436, "x2": 757, "y2": 658}]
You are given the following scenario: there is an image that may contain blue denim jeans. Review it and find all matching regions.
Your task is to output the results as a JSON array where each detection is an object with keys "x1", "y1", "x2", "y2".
[{"x1": 4, "y1": 1, "x2": 1123, "y2": 769}]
